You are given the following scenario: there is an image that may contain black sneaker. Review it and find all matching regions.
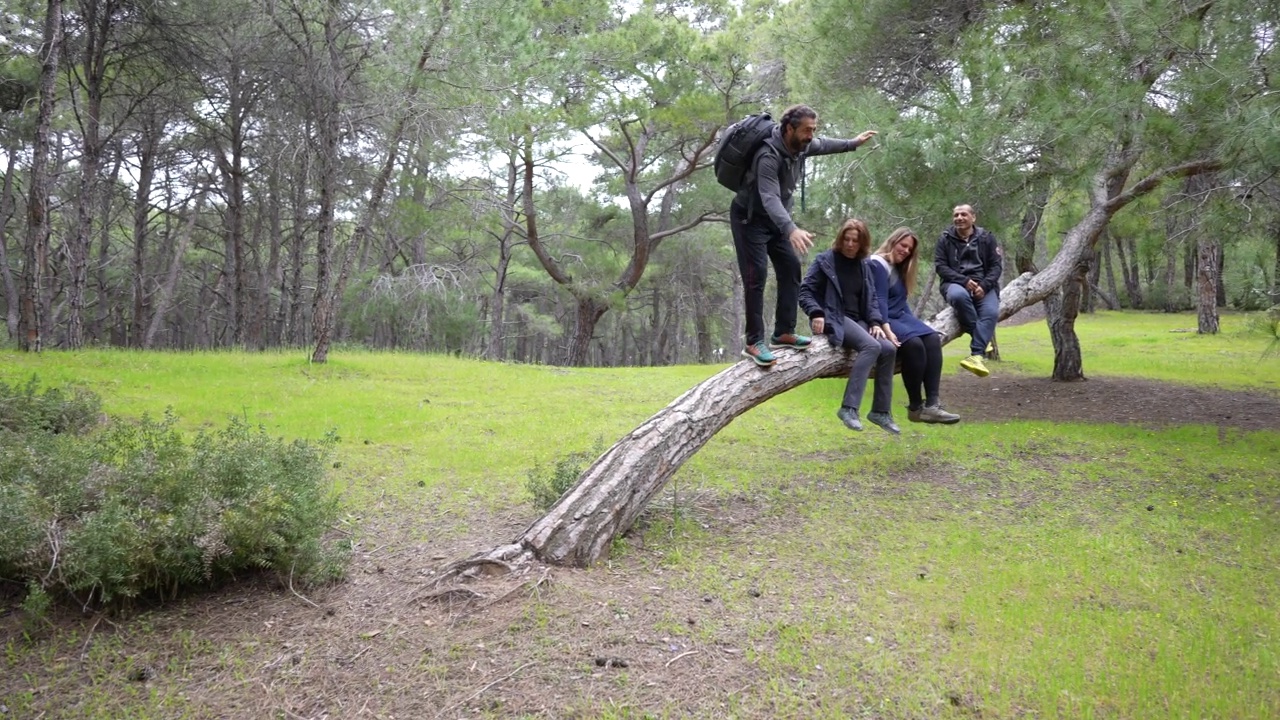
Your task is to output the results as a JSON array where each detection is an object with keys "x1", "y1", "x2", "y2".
[
  {"x1": 836, "y1": 406, "x2": 862, "y2": 431},
  {"x1": 867, "y1": 411, "x2": 901, "y2": 435}
]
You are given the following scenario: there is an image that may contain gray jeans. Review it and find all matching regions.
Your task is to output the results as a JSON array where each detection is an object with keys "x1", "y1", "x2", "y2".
[{"x1": 837, "y1": 317, "x2": 896, "y2": 413}]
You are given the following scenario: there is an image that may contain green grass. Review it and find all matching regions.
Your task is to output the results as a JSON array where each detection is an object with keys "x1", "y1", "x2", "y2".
[
  {"x1": 1, "y1": 310, "x2": 1278, "y2": 718},
  {"x1": 958, "y1": 310, "x2": 1280, "y2": 391}
]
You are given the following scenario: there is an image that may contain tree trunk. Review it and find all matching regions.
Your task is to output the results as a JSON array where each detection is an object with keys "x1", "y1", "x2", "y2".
[
  {"x1": 1101, "y1": 233, "x2": 1120, "y2": 307},
  {"x1": 66, "y1": 0, "x2": 115, "y2": 349},
  {"x1": 566, "y1": 297, "x2": 608, "y2": 367},
  {"x1": 1046, "y1": 252, "x2": 1090, "y2": 381},
  {"x1": 1114, "y1": 230, "x2": 1142, "y2": 308},
  {"x1": 1272, "y1": 217, "x2": 1280, "y2": 304},
  {"x1": 486, "y1": 155, "x2": 519, "y2": 361},
  {"x1": 131, "y1": 121, "x2": 158, "y2": 346},
  {"x1": 439, "y1": 130, "x2": 1223, "y2": 576},
  {"x1": 1016, "y1": 178, "x2": 1047, "y2": 274},
  {"x1": 0, "y1": 142, "x2": 21, "y2": 339},
  {"x1": 19, "y1": 0, "x2": 63, "y2": 352},
  {"x1": 1215, "y1": 242, "x2": 1226, "y2": 307},
  {"x1": 144, "y1": 192, "x2": 205, "y2": 349},
  {"x1": 1084, "y1": 249, "x2": 1101, "y2": 314},
  {"x1": 312, "y1": 0, "x2": 454, "y2": 364},
  {"x1": 692, "y1": 274, "x2": 712, "y2": 363},
  {"x1": 444, "y1": 176, "x2": 1141, "y2": 571},
  {"x1": 1184, "y1": 238, "x2": 1194, "y2": 291},
  {"x1": 93, "y1": 145, "x2": 122, "y2": 344},
  {"x1": 1196, "y1": 234, "x2": 1220, "y2": 334},
  {"x1": 284, "y1": 146, "x2": 310, "y2": 346}
]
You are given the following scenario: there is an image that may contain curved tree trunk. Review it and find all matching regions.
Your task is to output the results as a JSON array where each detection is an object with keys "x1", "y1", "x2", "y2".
[{"x1": 436, "y1": 160, "x2": 1222, "y2": 576}]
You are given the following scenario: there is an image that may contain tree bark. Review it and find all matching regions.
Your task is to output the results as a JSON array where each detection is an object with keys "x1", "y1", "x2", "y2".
[
  {"x1": 19, "y1": 0, "x2": 63, "y2": 352},
  {"x1": 1215, "y1": 243, "x2": 1226, "y2": 307},
  {"x1": 144, "y1": 192, "x2": 205, "y2": 349},
  {"x1": 131, "y1": 118, "x2": 159, "y2": 346},
  {"x1": 93, "y1": 145, "x2": 122, "y2": 343},
  {"x1": 0, "y1": 141, "x2": 21, "y2": 339},
  {"x1": 1046, "y1": 252, "x2": 1091, "y2": 381},
  {"x1": 486, "y1": 154, "x2": 520, "y2": 361},
  {"x1": 66, "y1": 0, "x2": 117, "y2": 349},
  {"x1": 1101, "y1": 233, "x2": 1120, "y2": 307},
  {"x1": 434, "y1": 157, "x2": 1220, "y2": 572},
  {"x1": 1196, "y1": 234, "x2": 1220, "y2": 334},
  {"x1": 1015, "y1": 177, "x2": 1047, "y2": 274},
  {"x1": 311, "y1": 0, "x2": 453, "y2": 363},
  {"x1": 1272, "y1": 217, "x2": 1280, "y2": 305},
  {"x1": 1114, "y1": 230, "x2": 1143, "y2": 308}
]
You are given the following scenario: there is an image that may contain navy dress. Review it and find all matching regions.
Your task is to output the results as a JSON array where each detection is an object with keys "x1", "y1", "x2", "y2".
[{"x1": 868, "y1": 256, "x2": 936, "y2": 342}]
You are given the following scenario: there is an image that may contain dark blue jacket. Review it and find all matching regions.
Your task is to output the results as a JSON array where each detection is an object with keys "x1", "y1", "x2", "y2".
[
  {"x1": 868, "y1": 255, "x2": 936, "y2": 343},
  {"x1": 799, "y1": 250, "x2": 883, "y2": 348}
]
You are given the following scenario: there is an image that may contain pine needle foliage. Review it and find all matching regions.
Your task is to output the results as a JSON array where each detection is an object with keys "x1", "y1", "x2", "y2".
[{"x1": 0, "y1": 379, "x2": 347, "y2": 613}]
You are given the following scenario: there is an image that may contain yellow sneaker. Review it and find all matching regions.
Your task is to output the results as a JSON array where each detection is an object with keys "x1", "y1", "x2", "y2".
[{"x1": 960, "y1": 354, "x2": 990, "y2": 377}]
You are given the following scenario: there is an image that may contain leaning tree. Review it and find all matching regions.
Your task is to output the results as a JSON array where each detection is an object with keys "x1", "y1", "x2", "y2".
[{"x1": 435, "y1": 0, "x2": 1272, "y2": 576}]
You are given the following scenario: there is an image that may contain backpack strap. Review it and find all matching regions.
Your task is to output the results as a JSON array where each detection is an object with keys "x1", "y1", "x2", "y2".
[{"x1": 740, "y1": 139, "x2": 781, "y2": 224}]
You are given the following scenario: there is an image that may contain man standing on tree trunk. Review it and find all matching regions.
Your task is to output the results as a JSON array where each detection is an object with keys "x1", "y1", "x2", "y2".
[
  {"x1": 936, "y1": 204, "x2": 1002, "y2": 377},
  {"x1": 731, "y1": 104, "x2": 877, "y2": 367}
]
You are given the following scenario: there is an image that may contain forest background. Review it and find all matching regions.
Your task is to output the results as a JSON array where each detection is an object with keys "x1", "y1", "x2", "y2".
[{"x1": 1, "y1": 0, "x2": 1278, "y2": 366}]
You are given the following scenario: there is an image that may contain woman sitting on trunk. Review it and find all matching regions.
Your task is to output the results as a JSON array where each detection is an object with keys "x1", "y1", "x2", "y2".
[
  {"x1": 799, "y1": 218, "x2": 900, "y2": 435},
  {"x1": 868, "y1": 227, "x2": 961, "y2": 424}
]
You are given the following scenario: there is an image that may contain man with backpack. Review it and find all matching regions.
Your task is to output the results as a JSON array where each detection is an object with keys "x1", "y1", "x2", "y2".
[{"x1": 724, "y1": 104, "x2": 878, "y2": 367}]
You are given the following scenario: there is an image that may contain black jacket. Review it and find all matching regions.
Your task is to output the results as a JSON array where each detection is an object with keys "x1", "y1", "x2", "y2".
[
  {"x1": 799, "y1": 250, "x2": 884, "y2": 348},
  {"x1": 934, "y1": 225, "x2": 1003, "y2": 295}
]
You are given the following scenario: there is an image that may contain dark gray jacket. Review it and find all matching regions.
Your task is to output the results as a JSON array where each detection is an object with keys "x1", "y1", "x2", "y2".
[
  {"x1": 732, "y1": 126, "x2": 861, "y2": 236},
  {"x1": 935, "y1": 225, "x2": 1003, "y2": 294},
  {"x1": 799, "y1": 250, "x2": 884, "y2": 348}
]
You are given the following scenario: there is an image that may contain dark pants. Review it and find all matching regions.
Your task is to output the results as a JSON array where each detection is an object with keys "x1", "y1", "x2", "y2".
[
  {"x1": 730, "y1": 208, "x2": 800, "y2": 346},
  {"x1": 899, "y1": 332, "x2": 942, "y2": 410},
  {"x1": 838, "y1": 317, "x2": 895, "y2": 413},
  {"x1": 943, "y1": 283, "x2": 1000, "y2": 355}
]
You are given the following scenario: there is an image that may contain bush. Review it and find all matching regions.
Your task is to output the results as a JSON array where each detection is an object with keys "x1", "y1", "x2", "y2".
[
  {"x1": 0, "y1": 375, "x2": 102, "y2": 436},
  {"x1": 525, "y1": 439, "x2": 605, "y2": 511},
  {"x1": 0, "y1": 382, "x2": 347, "y2": 612}
]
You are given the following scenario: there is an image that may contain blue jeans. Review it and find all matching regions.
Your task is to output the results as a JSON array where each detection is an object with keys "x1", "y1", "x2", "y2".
[{"x1": 943, "y1": 283, "x2": 1000, "y2": 356}]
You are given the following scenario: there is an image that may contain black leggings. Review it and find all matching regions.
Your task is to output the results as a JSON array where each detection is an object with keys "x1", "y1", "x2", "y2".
[{"x1": 899, "y1": 333, "x2": 942, "y2": 410}]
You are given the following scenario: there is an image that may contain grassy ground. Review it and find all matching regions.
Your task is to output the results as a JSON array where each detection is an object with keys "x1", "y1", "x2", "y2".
[{"x1": 1, "y1": 311, "x2": 1278, "y2": 718}]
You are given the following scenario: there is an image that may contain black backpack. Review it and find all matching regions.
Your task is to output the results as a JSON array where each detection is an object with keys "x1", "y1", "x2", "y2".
[{"x1": 713, "y1": 113, "x2": 776, "y2": 192}]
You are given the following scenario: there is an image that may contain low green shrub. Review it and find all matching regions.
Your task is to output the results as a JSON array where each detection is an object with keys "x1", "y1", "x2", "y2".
[
  {"x1": 0, "y1": 383, "x2": 347, "y2": 612},
  {"x1": 0, "y1": 375, "x2": 102, "y2": 436},
  {"x1": 525, "y1": 439, "x2": 605, "y2": 511}
]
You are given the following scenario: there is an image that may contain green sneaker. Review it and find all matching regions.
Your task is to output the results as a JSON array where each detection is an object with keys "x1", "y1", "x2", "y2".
[
  {"x1": 742, "y1": 341, "x2": 776, "y2": 367},
  {"x1": 768, "y1": 333, "x2": 812, "y2": 350},
  {"x1": 959, "y1": 354, "x2": 990, "y2": 377}
]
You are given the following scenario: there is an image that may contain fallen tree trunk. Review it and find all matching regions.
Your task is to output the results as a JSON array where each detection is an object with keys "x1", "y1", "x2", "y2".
[
  {"x1": 439, "y1": 271, "x2": 1038, "y2": 578},
  {"x1": 434, "y1": 160, "x2": 1219, "y2": 578}
]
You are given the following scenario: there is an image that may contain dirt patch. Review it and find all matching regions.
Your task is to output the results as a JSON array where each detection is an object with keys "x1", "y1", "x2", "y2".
[{"x1": 940, "y1": 372, "x2": 1280, "y2": 432}]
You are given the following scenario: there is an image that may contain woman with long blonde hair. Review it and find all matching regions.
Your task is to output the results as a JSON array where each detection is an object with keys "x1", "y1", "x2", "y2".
[
  {"x1": 798, "y1": 218, "x2": 899, "y2": 434},
  {"x1": 868, "y1": 228, "x2": 960, "y2": 424}
]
